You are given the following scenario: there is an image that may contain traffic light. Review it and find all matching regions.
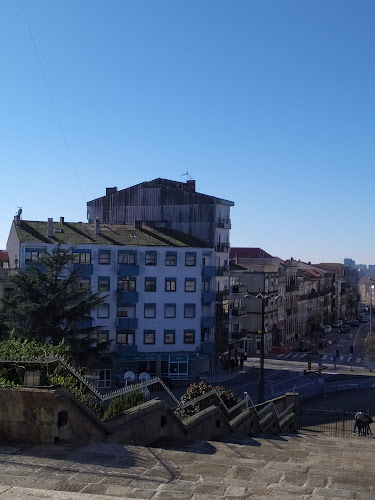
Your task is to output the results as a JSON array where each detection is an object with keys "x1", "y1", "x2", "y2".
[
  {"x1": 350, "y1": 345, "x2": 353, "y2": 354},
  {"x1": 308, "y1": 360, "x2": 312, "y2": 371}
]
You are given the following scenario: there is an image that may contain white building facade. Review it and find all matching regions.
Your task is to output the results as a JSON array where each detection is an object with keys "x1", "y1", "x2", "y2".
[{"x1": 7, "y1": 217, "x2": 216, "y2": 385}]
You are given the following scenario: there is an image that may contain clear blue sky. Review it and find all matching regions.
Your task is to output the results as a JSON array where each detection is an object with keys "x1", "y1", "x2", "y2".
[{"x1": 1, "y1": 0, "x2": 374, "y2": 264}]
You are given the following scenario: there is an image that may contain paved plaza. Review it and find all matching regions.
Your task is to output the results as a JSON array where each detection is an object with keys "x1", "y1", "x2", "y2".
[{"x1": 0, "y1": 433, "x2": 374, "y2": 499}]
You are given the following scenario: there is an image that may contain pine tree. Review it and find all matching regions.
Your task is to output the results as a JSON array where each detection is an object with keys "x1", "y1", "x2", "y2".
[{"x1": 1, "y1": 246, "x2": 110, "y2": 361}]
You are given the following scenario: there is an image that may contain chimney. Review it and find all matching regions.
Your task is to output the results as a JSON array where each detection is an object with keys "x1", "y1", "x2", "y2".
[
  {"x1": 106, "y1": 187, "x2": 118, "y2": 196},
  {"x1": 185, "y1": 180, "x2": 196, "y2": 192},
  {"x1": 95, "y1": 217, "x2": 100, "y2": 234},
  {"x1": 60, "y1": 216, "x2": 64, "y2": 224},
  {"x1": 134, "y1": 219, "x2": 142, "y2": 229},
  {"x1": 14, "y1": 215, "x2": 20, "y2": 226},
  {"x1": 48, "y1": 218, "x2": 53, "y2": 237}
]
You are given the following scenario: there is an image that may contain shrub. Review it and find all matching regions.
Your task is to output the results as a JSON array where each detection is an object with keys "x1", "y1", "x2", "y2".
[{"x1": 104, "y1": 390, "x2": 145, "y2": 419}]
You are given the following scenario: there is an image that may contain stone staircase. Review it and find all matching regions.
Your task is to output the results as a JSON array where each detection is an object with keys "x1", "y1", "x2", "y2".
[{"x1": 0, "y1": 433, "x2": 374, "y2": 499}]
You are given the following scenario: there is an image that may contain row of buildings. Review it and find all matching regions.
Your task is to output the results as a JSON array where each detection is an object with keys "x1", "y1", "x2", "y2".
[{"x1": 0, "y1": 178, "x2": 360, "y2": 386}]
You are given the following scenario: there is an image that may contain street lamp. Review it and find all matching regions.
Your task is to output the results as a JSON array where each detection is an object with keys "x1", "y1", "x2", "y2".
[{"x1": 244, "y1": 290, "x2": 279, "y2": 403}]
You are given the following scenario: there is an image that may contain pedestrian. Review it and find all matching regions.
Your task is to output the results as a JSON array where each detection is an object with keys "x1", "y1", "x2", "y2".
[
  {"x1": 240, "y1": 354, "x2": 244, "y2": 370},
  {"x1": 354, "y1": 411, "x2": 365, "y2": 436}
]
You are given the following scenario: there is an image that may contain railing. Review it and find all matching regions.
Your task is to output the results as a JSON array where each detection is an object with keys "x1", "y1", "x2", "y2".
[
  {"x1": 216, "y1": 243, "x2": 229, "y2": 252},
  {"x1": 216, "y1": 218, "x2": 231, "y2": 229},
  {"x1": 216, "y1": 289, "x2": 229, "y2": 300},
  {"x1": 216, "y1": 266, "x2": 229, "y2": 276},
  {"x1": 298, "y1": 408, "x2": 371, "y2": 438},
  {"x1": 0, "y1": 268, "x2": 18, "y2": 279},
  {"x1": 231, "y1": 285, "x2": 248, "y2": 294},
  {"x1": 232, "y1": 307, "x2": 247, "y2": 316}
]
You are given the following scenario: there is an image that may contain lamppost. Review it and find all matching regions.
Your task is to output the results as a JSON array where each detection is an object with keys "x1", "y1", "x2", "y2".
[{"x1": 245, "y1": 290, "x2": 279, "y2": 403}]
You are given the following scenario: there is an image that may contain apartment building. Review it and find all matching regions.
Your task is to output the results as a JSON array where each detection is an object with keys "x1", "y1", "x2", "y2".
[
  {"x1": 87, "y1": 178, "x2": 234, "y2": 364},
  {"x1": 6, "y1": 216, "x2": 217, "y2": 384}
]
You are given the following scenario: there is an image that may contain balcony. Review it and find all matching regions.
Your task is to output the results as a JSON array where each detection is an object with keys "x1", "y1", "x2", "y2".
[
  {"x1": 216, "y1": 242, "x2": 230, "y2": 253},
  {"x1": 216, "y1": 218, "x2": 231, "y2": 229},
  {"x1": 216, "y1": 266, "x2": 229, "y2": 276},
  {"x1": 202, "y1": 266, "x2": 216, "y2": 277},
  {"x1": 231, "y1": 284, "x2": 248, "y2": 294},
  {"x1": 216, "y1": 290, "x2": 229, "y2": 301},
  {"x1": 230, "y1": 329, "x2": 249, "y2": 340},
  {"x1": 118, "y1": 264, "x2": 139, "y2": 276},
  {"x1": 117, "y1": 318, "x2": 138, "y2": 329},
  {"x1": 202, "y1": 291, "x2": 215, "y2": 304},
  {"x1": 201, "y1": 316, "x2": 215, "y2": 328},
  {"x1": 117, "y1": 291, "x2": 139, "y2": 303},
  {"x1": 232, "y1": 307, "x2": 247, "y2": 316},
  {"x1": 200, "y1": 341, "x2": 214, "y2": 354},
  {"x1": 72, "y1": 263, "x2": 93, "y2": 276},
  {"x1": 0, "y1": 268, "x2": 17, "y2": 280}
]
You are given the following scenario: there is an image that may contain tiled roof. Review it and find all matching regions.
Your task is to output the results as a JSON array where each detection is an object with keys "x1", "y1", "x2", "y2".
[
  {"x1": 0, "y1": 251, "x2": 8, "y2": 263},
  {"x1": 298, "y1": 269, "x2": 322, "y2": 280},
  {"x1": 15, "y1": 221, "x2": 210, "y2": 248},
  {"x1": 230, "y1": 261, "x2": 248, "y2": 271},
  {"x1": 230, "y1": 247, "x2": 274, "y2": 259}
]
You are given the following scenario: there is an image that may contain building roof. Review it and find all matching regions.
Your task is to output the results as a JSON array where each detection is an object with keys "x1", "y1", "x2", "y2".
[
  {"x1": 230, "y1": 247, "x2": 274, "y2": 259},
  {"x1": 298, "y1": 268, "x2": 322, "y2": 280},
  {"x1": 88, "y1": 178, "x2": 234, "y2": 207},
  {"x1": 229, "y1": 261, "x2": 248, "y2": 271},
  {"x1": 0, "y1": 251, "x2": 8, "y2": 263},
  {"x1": 14, "y1": 221, "x2": 210, "y2": 248}
]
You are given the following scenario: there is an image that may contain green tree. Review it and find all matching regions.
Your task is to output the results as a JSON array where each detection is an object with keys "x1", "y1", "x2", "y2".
[{"x1": 1, "y1": 247, "x2": 110, "y2": 362}]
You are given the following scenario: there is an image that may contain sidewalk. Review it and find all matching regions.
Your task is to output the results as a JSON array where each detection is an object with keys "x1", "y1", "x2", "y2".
[{"x1": 204, "y1": 359, "x2": 254, "y2": 384}]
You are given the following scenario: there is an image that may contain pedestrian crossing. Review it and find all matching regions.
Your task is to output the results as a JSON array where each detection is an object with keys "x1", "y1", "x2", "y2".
[{"x1": 273, "y1": 352, "x2": 362, "y2": 364}]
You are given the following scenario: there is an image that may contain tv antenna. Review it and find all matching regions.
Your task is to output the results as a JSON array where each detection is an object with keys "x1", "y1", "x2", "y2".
[{"x1": 181, "y1": 171, "x2": 193, "y2": 180}]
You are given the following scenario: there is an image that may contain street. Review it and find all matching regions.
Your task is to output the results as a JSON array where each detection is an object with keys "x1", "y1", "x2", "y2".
[{"x1": 223, "y1": 323, "x2": 374, "y2": 404}]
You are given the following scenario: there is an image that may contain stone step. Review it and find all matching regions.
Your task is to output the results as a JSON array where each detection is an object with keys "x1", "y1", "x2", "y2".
[{"x1": 0, "y1": 435, "x2": 374, "y2": 499}]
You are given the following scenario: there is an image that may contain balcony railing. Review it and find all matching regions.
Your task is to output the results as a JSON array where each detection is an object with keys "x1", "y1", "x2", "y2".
[
  {"x1": 216, "y1": 290, "x2": 229, "y2": 301},
  {"x1": 0, "y1": 268, "x2": 18, "y2": 280},
  {"x1": 286, "y1": 283, "x2": 299, "y2": 292},
  {"x1": 216, "y1": 218, "x2": 231, "y2": 229},
  {"x1": 216, "y1": 242, "x2": 230, "y2": 253},
  {"x1": 216, "y1": 266, "x2": 229, "y2": 276},
  {"x1": 232, "y1": 307, "x2": 247, "y2": 316}
]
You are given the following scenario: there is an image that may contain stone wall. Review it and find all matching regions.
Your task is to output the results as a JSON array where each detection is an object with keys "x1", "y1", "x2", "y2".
[{"x1": 0, "y1": 387, "x2": 298, "y2": 445}]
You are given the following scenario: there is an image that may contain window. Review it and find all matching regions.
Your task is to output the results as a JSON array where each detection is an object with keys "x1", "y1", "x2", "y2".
[
  {"x1": 97, "y1": 303, "x2": 109, "y2": 318},
  {"x1": 164, "y1": 304, "x2": 176, "y2": 318},
  {"x1": 78, "y1": 278, "x2": 91, "y2": 289},
  {"x1": 99, "y1": 250, "x2": 111, "y2": 265},
  {"x1": 25, "y1": 250, "x2": 43, "y2": 262},
  {"x1": 117, "y1": 304, "x2": 135, "y2": 317},
  {"x1": 97, "y1": 330, "x2": 109, "y2": 344},
  {"x1": 118, "y1": 253, "x2": 136, "y2": 264},
  {"x1": 144, "y1": 330, "x2": 155, "y2": 344},
  {"x1": 184, "y1": 330, "x2": 195, "y2": 344},
  {"x1": 144, "y1": 303, "x2": 156, "y2": 318},
  {"x1": 185, "y1": 279, "x2": 196, "y2": 292},
  {"x1": 145, "y1": 278, "x2": 156, "y2": 292},
  {"x1": 145, "y1": 251, "x2": 157, "y2": 266},
  {"x1": 184, "y1": 304, "x2": 196, "y2": 318},
  {"x1": 166, "y1": 253, "x2": 177, "y2": 266},
  {"x1": 164, "y1": 330, "x2": 175, "y2": 344},
  {"x1": 165, "y1": 279, "x2": 176, "y2": 292},
  {"x1": 185, "y1": 252, "x2": 196, "y2": 266},
  {"x1": 92, "y1": 369, "x2": 111, "y2": 389},
  {"x1": 116, "y1": 331, "x2": 135, "y2": 344},
  {"x1": 98, "y1": 277, "x2": 110, "y2": 292},
  {"x1": 73, "y1": 252, "x2": 91, "y2": 264},
  {"x1": 118, "y1": 278, "x2": 136, "y2": 291}
]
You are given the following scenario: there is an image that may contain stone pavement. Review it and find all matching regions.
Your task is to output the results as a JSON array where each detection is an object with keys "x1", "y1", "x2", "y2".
[{"x1": 0, "y1": 433, "x2": 374, "y2": 499}]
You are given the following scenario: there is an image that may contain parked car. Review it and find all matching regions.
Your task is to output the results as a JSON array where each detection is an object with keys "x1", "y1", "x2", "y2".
[
  {"x1": 350, "y1": 319, "x2": 359, "y2": 327},
  {"x1": 360, "y1": 316, "x2": 369, "y2": 323},
  {"x1": 342, "y1": 319, "x2": 351, "y2": 325},
  {"x1": 323, "y1": 325, "x2": 332, "y2": 334},
  {"x1": 331, "y1": 322, "x2": 341, "y2": 328},
  {"x1": 339, "y1": 324, "x2": 350, "y2": 333}
]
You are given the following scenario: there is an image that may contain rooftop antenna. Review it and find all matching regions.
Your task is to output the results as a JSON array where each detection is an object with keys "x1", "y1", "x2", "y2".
[{"x1": 181, "y1": 171, "x2": 193, "y2": 180}]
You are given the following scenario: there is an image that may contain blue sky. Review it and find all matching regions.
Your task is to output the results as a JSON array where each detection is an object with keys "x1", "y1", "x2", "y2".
[{"x1": 1, "y1": 0, "x2": 374, "y2": 264}]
